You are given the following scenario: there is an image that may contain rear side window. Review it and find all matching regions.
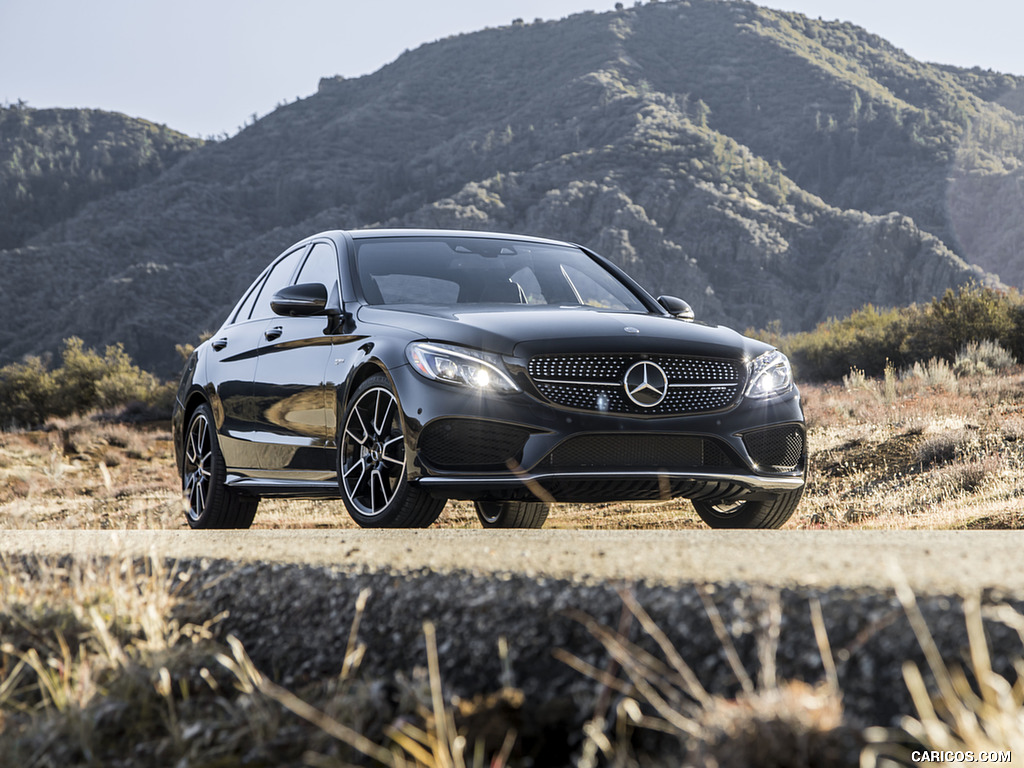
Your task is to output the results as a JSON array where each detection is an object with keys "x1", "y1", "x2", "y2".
[{"x1": 249, "y1": 247, "x2": 307, "y2": 321}]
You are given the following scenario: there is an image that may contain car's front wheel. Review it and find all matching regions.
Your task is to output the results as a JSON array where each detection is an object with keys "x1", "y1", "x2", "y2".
[
  {"x1": 691, "y1": 488, "x2": 802, "y2": 529},
  {"x1": 339, "y1": 374, "x2": 446, "y2": 528},
  {"x1": 182, "y1": 403, "x2": 258, "y2": 529},
  {"x1": 474, "y1": 500, "x2": 550, "y2": 529}
]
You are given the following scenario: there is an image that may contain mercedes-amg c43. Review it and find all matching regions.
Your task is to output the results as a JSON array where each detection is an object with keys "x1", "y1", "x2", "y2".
[{"x1": 172, "y1": 230, "x2": 805, "y2": 529}]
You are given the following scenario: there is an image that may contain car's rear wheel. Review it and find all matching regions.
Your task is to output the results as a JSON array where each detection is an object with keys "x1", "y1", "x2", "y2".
[
  {"x1": 182, "y1": 403, "x2": 258, "y2": 529},
  {"x1": 339, "y1": 374, "x2": 445, "y2": 528},
  {"x1": 691, "y1": 488, "x2": 802, "y2": 529},
  {"x1": 474, "y1": 500, "x2": 550, "y2": 529}
]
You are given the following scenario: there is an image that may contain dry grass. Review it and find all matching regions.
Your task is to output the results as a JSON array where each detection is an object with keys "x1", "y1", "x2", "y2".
[
  {"x1": 0, "y1": 555, "x2": 524, "y2": 766},
  {"x1": 3, "y1": 555, "x2": 1024, "y2": 766},
  {"x1": 2, "y1": 369, "x2": 1023, "y2": 531},
  {"x1": 559, "y1": 588, "x2": 857, "y2": 768},
  {"x1": 862, "y1": 572, "x2": 1024, "y2": 766},
  {"x1": 798, "y1": 368, "x2": 1024, "y2": 530},
  {"x1": 0, "y1": 417, "x2": 184, "y2": 530},
  {"x1": 564, "y1": 582, "x2": 1024, "y2": 768}
]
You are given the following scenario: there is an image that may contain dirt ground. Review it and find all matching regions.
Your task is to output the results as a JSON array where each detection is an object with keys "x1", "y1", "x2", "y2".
[{"x1": 3, "y1": 370, "x2": 1024, "y2": 531}]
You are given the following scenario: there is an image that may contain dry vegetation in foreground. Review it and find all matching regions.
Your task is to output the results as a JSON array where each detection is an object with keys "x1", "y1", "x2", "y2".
[
  {"x1": 2, "y1": 366, "x2": 1024, "y2": 531},
  {"x1": 1, "y1": 554, "x2": 1022, "y2": 766},
  {"x1": 0, "y1": 555, "x2": 523, "y2": 766}
]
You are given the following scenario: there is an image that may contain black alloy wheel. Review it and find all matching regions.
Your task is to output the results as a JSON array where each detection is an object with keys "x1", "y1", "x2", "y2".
[
  {"x1": 339, "y1": 374, "x2": 445, "y2": 527},
  {"x1": 182, "y1": 403, "x2": 258, "y2": 529}
]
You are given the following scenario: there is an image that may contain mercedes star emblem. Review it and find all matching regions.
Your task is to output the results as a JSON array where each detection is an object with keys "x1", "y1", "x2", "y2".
[{"x1": 623, "y1": 361, "x2": 669, "y2": 407}]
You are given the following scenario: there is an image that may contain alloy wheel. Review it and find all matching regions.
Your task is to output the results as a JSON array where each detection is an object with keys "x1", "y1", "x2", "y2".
[
  {"x1": 183, "y1": 412, "x2": 213, "y2": 523},
  {"x1": 708, "y1": 500, "x2": 746, "y2": 516},
  {"x1": 340, "y1": 387, "x2": 406, "y2": 517}
]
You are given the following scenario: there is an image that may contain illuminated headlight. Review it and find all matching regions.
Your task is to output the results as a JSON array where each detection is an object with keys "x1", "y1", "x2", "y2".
[
  {"x1": 407, "y1": 342, "x2": 519, "y2": 393},
  {"x1": 744, "y1": 350, "x2": 794, "y2": 400}
]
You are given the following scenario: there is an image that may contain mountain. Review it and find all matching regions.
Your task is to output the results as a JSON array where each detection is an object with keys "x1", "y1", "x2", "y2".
[
  {"x1": 3, "y1": 0, "x2": 1023, "y2": 375},
  {"x1": 0, "y1": 105, "x2": 202, "y2": 250}
]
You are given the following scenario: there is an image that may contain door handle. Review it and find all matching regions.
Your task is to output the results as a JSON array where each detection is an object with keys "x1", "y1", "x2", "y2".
[
  {"x1": 211, "y1": 337, "x2": 228, "y2": 351},
  {"x1": 264, "y1": 326, "x2": 283, "y2": 341}
]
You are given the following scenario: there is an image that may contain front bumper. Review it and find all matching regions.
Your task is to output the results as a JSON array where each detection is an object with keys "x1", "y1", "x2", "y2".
[{"x1": 389, "y1": 363, "x2": 806, "y2": 503}]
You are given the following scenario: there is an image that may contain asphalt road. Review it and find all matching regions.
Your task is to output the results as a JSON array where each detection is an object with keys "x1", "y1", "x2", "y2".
[{"x1": 1, "y1": 528, "x2": 1019, "y2": 593}]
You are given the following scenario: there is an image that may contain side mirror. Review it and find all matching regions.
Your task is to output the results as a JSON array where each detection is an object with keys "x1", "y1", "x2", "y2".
[
  {"x1": 271, "y1": 283, "x2": 329, "y2": 317},
  {"x1": 657, "y1": 295, "x2": 695, "y2": 321}
]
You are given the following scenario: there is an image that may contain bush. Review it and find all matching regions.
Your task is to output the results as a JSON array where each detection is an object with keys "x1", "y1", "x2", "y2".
[
  {"x1": 0, "y1": 337, "x2": 171, "y2": 428},
  {"x1": 901, "y1": 357, "x2": 958, "y2": 392},
  {"x1": 0, "y1": 356, "x2": 56, "y2": 427},
  {"x1": 952, "y1": 339, "x2": 1015, "y2": 377},
  {"x1": 781, "y1": 284, "x2": 1024, "y2": 381}
]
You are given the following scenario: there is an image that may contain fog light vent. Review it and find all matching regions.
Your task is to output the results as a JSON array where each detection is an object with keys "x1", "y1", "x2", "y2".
[
  {"x1": 419, "y1": 419, "x2": 530, "y2": 470},
  {"x1": 743, "y1": 425, "x2": 804, "y2": 472}
]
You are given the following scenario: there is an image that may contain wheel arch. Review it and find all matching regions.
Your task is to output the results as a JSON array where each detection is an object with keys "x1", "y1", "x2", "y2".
[
  {"x1": 338, "y1": 359, "x2": 393, "y2": 413},
  {"x1": 182, "y1": 388, "x2": 211, "y2": 433}
]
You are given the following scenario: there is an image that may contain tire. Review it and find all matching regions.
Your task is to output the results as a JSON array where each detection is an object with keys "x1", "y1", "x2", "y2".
[
  {"x1": 182, "y1": 403, "x2": 258, "y2": 529},
  {"x1": 339, "y1": 373, "x2": 446, "y2": 528},
  {"x1": 474, "y1": 500, "x2": 550, "y2": 529},
  {"x1": 692, "y1": 488, "x2": 802, "y2": 529}
]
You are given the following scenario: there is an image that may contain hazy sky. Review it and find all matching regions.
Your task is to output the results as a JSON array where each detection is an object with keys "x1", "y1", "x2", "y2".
[{"x1": 2, "y1": 0, "x2": 1021, "y2": 139}]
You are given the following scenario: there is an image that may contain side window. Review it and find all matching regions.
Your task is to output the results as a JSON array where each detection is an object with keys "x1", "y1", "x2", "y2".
[
  {"x1": 249, "y1": 247, "x2": 307, "y2": 321},
  {"x1": 560, "y1": 264, "x2": 633, "y2": 310},
  {"x1": 231, "y1": 273, "x2": 267, "y2": 324},
  {"x1": 295, "y1": 242, "x2": 339, "y2": 291},
  {"x1": 510, "y1": 266, "x2": 545, "y2": 304}
]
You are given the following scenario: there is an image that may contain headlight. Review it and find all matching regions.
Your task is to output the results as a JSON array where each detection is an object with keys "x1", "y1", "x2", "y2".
[
  {"x1": 407, "y1": 342, "x2": 519, "y2": 393},
  {"x1": 744, "y1": 350, "x2": 793, "y2": 399}
]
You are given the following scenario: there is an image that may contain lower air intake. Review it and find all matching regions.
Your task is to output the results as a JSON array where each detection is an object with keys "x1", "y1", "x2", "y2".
[
  {"x1": 541, "y1": 435, "x2": 739, "y2": 471},
  {"x1": 418, "y1": 419, "x2": 530, "y2": 470},
  {"x1": 742, "y1": 425, "x2": 805, "y2": 472}
]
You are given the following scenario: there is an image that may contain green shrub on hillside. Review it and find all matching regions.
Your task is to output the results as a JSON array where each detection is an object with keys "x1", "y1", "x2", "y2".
[
  {"x1": 0, "y1": 338, "x2": 172, "y2": 428},
  {"x1": 779, "y1": 284, "x2": 1024, "y2": 381},
  {"x1": 0, "y1": 356, "x2": 56, "y2": 428}
]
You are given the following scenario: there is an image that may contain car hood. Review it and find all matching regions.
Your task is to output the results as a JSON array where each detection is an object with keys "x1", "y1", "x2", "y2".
[{"x1": 357, "y1": 305, "x2": 770, "y2": 361}]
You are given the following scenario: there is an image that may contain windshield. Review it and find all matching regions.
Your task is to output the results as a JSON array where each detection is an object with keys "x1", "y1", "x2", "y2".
[{"x1": 354, "y1": 236, "x2": 648, "y2": 312}]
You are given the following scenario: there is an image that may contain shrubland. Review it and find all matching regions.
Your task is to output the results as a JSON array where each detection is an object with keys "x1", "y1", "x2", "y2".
[
  {"x1": 0, "y1": 337, "x2": 174, "y2": 428},
  {"x1": 758, "y1": 283, "x2": 1024, "y2": 381}
]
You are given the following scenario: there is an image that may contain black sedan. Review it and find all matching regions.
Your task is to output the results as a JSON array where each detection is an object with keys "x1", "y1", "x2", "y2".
[{"x1": 172, "y1": 229, "x2": 805, "y2": 529}]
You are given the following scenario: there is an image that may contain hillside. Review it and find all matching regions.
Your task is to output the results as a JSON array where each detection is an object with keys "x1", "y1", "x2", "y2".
[
  {"x1": 2, "y1": 0, "x2": 1023, "y2": 374},
  {"x1": 0, "y1": 105, "x2": 202, "y2": 250}
]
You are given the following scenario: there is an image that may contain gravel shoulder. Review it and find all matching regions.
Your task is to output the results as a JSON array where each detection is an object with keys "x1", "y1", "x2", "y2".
[{"x1": 2, "y1": 528, "x2": 1022, "y2": 593}]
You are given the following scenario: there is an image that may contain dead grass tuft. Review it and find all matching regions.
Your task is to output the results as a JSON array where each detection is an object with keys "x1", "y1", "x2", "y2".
[
  {"x1": 915, "y1": 428, "x2": 974, "y2": 466},
  {"x1": 863, "y1": 573, "x2": 1024, "y2": 766},
  {"x1": 560, "y1": 588, "x2": 858, "y2": 768}
]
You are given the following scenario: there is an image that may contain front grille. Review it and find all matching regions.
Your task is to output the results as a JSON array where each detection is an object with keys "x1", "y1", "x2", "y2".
[
  {"x1": 418, "y1": 419, "x2": 530, "y2": 470},
  {"x1": 742, "y1": 425, "x2": 805, "y2": 472},
  {"x1": 541, "y1": 434, "x2": 740, "y2": 471},
  {"x1": 528, "y1": 354, "x2": 743, "y2": 415}
]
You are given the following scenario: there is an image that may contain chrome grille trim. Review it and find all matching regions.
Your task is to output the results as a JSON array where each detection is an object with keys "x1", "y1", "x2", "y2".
[{"x1": 527, "y1": 354, "x2": 744, "y2": 415}]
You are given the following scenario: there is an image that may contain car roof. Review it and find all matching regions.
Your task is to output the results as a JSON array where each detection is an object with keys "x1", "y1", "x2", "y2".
[{"x1": 312, "y1": 228, "x2": 581, "y2": 249}]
